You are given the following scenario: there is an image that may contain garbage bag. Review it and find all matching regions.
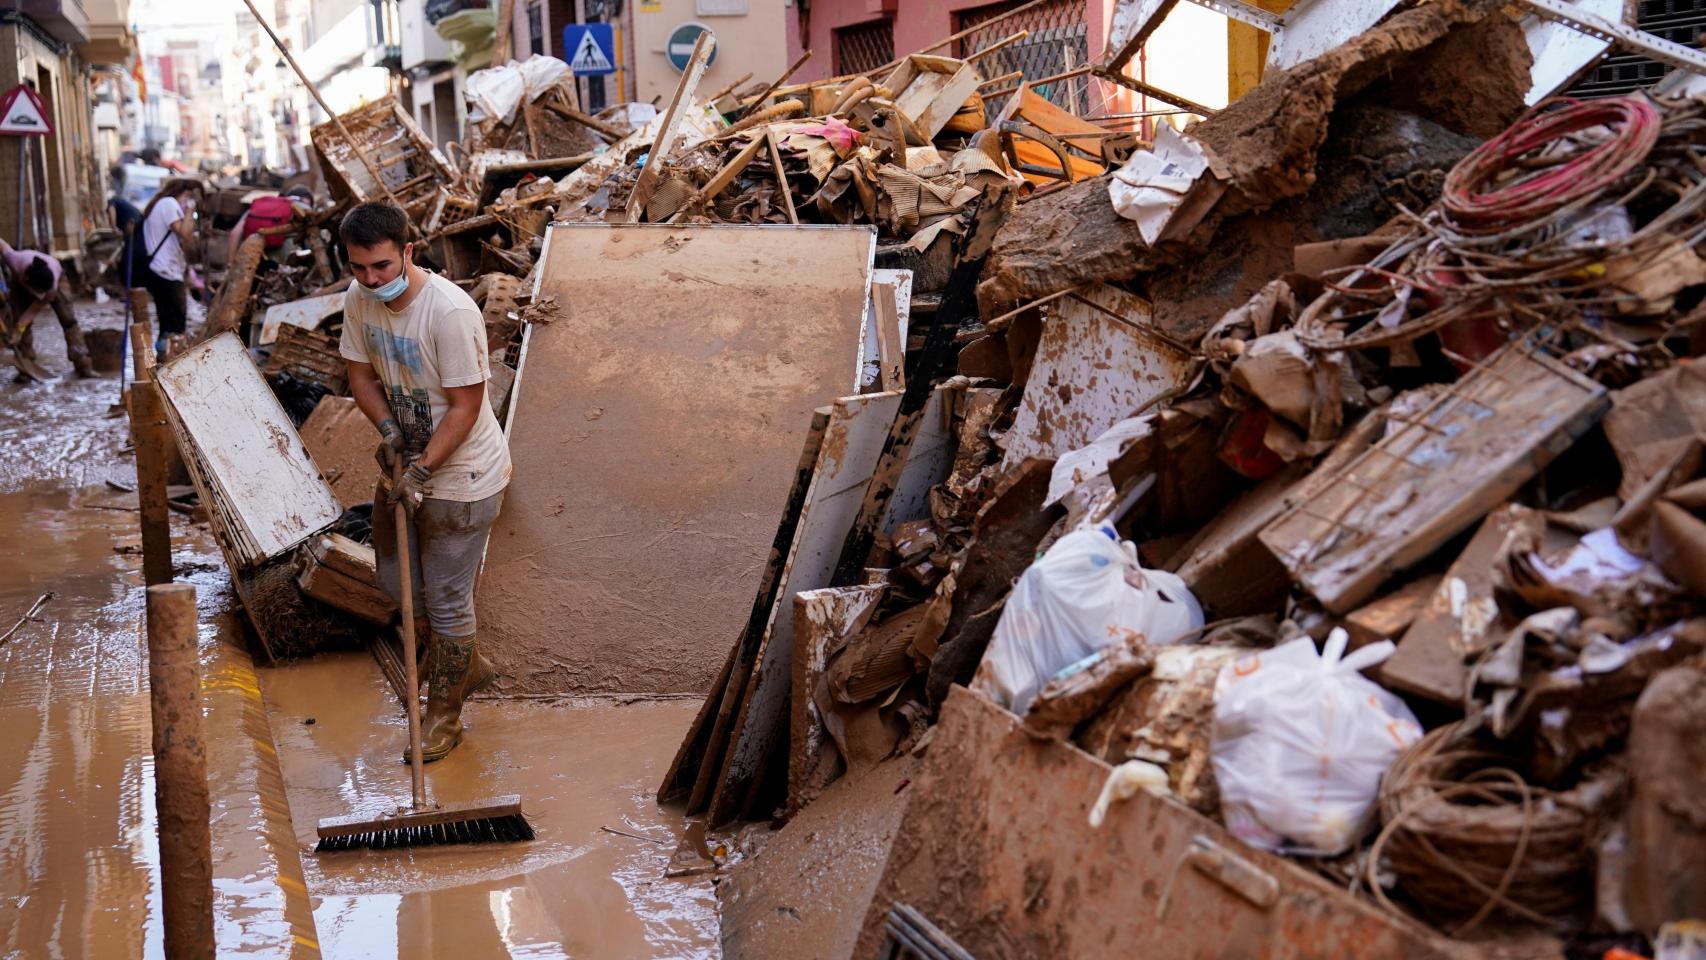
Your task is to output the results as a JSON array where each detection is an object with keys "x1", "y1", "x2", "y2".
[
  {"x1": 1210, "y1": 629, "x2": 1422, "y2": 856},
  {"x1": 974, "y1": 525, "x2": 1202, "y2": 715}
]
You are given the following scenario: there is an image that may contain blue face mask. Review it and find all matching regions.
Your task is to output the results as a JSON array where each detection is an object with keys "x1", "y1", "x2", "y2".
[{"x1": 361, "y1": 271, "x2": 409, "y2": 303}]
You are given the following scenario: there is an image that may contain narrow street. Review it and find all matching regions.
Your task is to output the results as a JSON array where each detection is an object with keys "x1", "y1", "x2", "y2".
[{"x1": 0, "y1": 308, "x2": 716, "y2": 958}]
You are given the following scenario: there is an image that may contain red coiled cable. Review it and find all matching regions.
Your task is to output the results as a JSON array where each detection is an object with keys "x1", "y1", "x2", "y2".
[{"x1": 1441, "y1": 95, "x2": 1661, "y2": 236}]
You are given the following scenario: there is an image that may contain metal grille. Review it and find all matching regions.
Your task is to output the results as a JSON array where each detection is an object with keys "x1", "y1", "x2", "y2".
[
  {"x1": 836, "y1": 18, "x2": 896, "y2": 76},
  {"x1": 955, "y1": 0, "x2": 1092, "y2": 116},
  {"x1": 1570, "y1": 0, "x2": 1706, "y2": 97}
]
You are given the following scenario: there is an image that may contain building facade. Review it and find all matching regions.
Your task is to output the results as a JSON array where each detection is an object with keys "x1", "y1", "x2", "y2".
[{"x1": 0, "y1": 0, "x2": 125, "y2": 253}]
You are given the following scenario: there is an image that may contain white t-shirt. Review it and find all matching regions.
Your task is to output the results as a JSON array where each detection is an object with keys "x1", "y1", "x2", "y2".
[
  {"x1": 339, "y1": 272, "x2": 512, "y2": 502},
  {"x1": 141, "y1": 196, "x2": 187, "y2": 281}
]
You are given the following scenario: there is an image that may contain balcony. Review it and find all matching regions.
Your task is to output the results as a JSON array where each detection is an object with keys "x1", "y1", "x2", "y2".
[
  {"x1": 18, "y1": 0, "x2": 90, "y2": 45},
  {"x1": 76, "y1": 0, "x2": 128, "y2": 61}
]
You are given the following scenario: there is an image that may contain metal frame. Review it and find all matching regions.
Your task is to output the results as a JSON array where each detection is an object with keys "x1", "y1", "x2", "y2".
[{"x1": 1104, "y1": 0, "x2": 1706, "y2": 78}]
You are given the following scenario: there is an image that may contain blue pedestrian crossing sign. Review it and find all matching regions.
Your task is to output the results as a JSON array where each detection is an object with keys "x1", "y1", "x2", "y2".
[{"x1": 563, "y1": 23, "x2": 617, "y2": 76}]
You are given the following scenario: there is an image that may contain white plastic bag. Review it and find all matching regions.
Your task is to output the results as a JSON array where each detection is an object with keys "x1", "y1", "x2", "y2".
[
  {"x1": 1210, "y1": 629, "x2": 1422, "y2": 856},
  {"x1": 975, "y1": 526, "x2": 1203, "y2": 715}
]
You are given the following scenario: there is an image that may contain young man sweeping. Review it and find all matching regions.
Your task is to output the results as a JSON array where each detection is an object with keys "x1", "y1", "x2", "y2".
[{"x1": 338, "y1": 201, "x2": 512, "y2": 762}]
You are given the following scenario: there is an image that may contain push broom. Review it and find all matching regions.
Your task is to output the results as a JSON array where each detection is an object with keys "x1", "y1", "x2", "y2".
[{"x1": 315, "y1": 458, "x2": 533, "y2": 852}]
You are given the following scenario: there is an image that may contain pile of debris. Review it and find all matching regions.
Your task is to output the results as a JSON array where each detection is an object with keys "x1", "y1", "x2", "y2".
[
  {"x1": 138, "y1": 0, "x2": 1706, "y2": 952},
  {"x1": 637, "y1": 4, "x2": 1706, "y2": 956}
]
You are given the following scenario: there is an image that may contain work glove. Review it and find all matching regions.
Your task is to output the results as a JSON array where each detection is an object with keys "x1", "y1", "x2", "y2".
[
  {"x1": 374, "y1": 418, "x2": 404, "y2": 473},
  {"x1": 388, "y1": 462, "x2": 432, "y2": 513}
]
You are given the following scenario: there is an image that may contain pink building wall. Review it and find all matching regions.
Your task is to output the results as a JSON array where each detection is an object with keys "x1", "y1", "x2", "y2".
[{"x1": 789, "y1": 0, "x2": 1118, "y2": 82}]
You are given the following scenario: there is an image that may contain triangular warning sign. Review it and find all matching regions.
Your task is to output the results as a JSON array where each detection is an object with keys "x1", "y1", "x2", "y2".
[
  {"x1": 571, "y1": 31, "x2": 614, "y2": 73},
  {"x1": 0, "y1": 85, "x2": 52, "y2": 137}
]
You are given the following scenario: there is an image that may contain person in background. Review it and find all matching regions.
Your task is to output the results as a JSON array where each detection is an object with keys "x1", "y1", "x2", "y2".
[
  {"x1": 138, "y1": 178, "x2": 204, "y2": 359},
  {"x1": 224, "y1": 185, "x2": 313, "y2": 266},
  {"x1": 0, "y1": 240, "x2": 94, "y2": 379},
  {"x1": 108, "y1": 191, "x2": 144, "y2": 287}
]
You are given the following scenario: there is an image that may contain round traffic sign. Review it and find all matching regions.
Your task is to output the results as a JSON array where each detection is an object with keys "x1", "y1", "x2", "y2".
[{"x1": 667, "y1": 22, "x2": 716, "y2": 72}]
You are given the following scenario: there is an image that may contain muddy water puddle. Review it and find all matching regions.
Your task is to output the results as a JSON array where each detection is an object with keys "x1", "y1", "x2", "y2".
[
  {"x1": 262, "y1": 654, "x2": 719, "y2": 958},
  {"x1": 0, "y1": 482, "x2": 164, "y2": 958}
]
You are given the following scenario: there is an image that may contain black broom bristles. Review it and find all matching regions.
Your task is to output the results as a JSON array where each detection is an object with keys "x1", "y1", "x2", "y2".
[{"x1": 316, "y1": 808, "x2": 534, "y2": 853}]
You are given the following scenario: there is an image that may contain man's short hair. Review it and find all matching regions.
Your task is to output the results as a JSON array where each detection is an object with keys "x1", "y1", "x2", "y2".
[
  {"x1": 23, "y1": 258, "x2": 54, "y2": 294},
  {"x1": 339, "y1": 202, "x2": 409, "y2": 251}
]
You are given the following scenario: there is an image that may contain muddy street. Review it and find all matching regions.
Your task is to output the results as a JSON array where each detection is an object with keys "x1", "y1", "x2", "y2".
[{"x1": 0, "y1": 306, "x2": 718, "y2": 958}]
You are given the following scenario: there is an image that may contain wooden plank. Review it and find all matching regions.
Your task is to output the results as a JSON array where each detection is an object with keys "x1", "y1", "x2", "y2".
[
  {"x1": 860, "y1": 269, "x2": 912, "y2": 391},
  {"x1": 1381, "y1": 507, "x2": 1543, "y2": 705},
  {"x1": 883, "y1": 57, "x2": 982, "y2": 143},
  {"x1": 481, "y1": 224, "x2": 875, "y2": 696},
  {"x1": 709, "y1": 391, "x2": 905, "y2": 825},
  {"x1": 1345, "y1": 573, "x2": 1443, "y2": 653},
  {"x1": 307, "y1": 531, "x2": 379, "y2": 583},
  {"x1": 658, "y1": 631, "x2": 740, "y2": 805},
  {"x1": 154, "y1": 333, "x2": 342, "y2": 567},
  {"x1": 1002, "y1": 283, "x2": 1194, "y2": 468},
  {"x1": 788, "y1": 584, "x2": 885, "y2": 815},
  {"x1": 626, "y1": 32, "x2": 716, "y2": 221},
  {"x1": 1259, "y1": 347, "x2": 1609, "y2": 614},
  {"x1": 871, "y1": 281, "x2": 904, "y2": 391},
  {"x1": 682, "y1": 409, "x2": 832, "y2": 812},
  {"x1": 765, "y1": 128, "x2": 799, "y2": 225},
  {"x1": 298, "y1": 396, "x2": 376, "y2": 512},
  {"x1": 296, "y1": 557, "x2": 394, "y2": 624}
]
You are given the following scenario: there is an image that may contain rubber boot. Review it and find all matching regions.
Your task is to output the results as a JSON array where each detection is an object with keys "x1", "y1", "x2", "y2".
[
  {"x1": 64, "y1": 325, "x2": 95, "y2": 378},
  {"x1": 409, "y1": 631, "x2": 494, "y2": 763},
  {"x1": 415, "y1": 616, "x2": 495, "y2": 697}
]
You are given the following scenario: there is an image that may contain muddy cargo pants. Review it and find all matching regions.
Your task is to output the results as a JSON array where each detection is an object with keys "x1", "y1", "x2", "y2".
[{"x1": 371, "y1": 488, "x2": 505, "y2": 638}]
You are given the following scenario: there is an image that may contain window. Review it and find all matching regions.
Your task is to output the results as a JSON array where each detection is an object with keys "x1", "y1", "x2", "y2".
[
  {"x1": 955, "y1": 0, "x2": 1091, "y2": 115},
  {"x1": 835, "y1": 18, "x2": 895, "y2": 77}
]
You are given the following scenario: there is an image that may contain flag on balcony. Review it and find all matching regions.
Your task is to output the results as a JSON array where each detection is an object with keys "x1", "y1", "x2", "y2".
[{"x1": 131, "y1": 54, "x2": 147, "y2": 103}]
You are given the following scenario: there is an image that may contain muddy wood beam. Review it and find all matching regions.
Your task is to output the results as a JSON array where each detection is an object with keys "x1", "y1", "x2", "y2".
[
  {"x1": 147, "y1": 582, "x2": 214, "y2": 960},
  {"x1": 127, "y1": 311, "x2": 174, "y2": 587}
]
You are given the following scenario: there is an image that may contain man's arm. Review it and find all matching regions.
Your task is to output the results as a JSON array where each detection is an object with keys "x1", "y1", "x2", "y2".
[
  {"x1": 347, "y1": 360, "x2": 392, "y2": 430},
  {"x1": 417, "y1": 383, "x2": 482, "y2": 472}
]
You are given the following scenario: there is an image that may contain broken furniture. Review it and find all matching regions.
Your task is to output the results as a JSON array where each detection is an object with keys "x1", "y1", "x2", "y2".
[
  {"x1": 153, "y1": 334, "x2": 357, "y2": 660},
  {"x1": 853, "y1": 689, "x2": 1476, "y2": 958},
  {"x1": 310, "y1": 94, "x2": 456, "y2": 231}
]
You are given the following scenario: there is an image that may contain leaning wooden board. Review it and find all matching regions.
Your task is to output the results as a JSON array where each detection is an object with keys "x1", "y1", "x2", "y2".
[
  {"x1": 1258, "y1": 345, "x2": 1609, "y2": 614},
  {"x1": 479, "y1": 223, "x2": 876, "y2": 695}
]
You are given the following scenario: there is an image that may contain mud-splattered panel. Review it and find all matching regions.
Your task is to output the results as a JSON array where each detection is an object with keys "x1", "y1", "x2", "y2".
[
  {"x1": 1001, "y1": 282, "x2": 1193, "y2": 468},
  {"x1": 155, "y1": 333, "x2": 342, "y2": 566},
  {"x1": 480, "y1": 223, "x2": 875, "y2": 695}
]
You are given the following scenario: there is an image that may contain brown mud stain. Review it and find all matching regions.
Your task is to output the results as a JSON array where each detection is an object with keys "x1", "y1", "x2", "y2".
[{"x1": 262, "y1": 653, "x2": 718, "y2": 958}]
